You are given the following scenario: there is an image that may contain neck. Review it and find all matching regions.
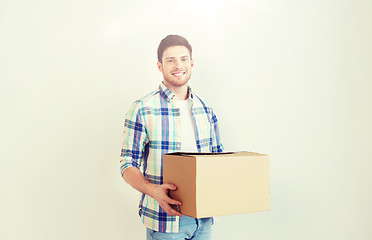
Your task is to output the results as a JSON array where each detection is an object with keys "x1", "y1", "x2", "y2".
[{"x1": 163, "y1": 82, "x2": 189, "y2": 100}]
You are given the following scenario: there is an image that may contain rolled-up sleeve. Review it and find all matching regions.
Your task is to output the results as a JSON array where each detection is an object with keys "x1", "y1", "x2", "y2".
[{"x1": 120, "y1": 101, "x2": 149, "y2": 177}]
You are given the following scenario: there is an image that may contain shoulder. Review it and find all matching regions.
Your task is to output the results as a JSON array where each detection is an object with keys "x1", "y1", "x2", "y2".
[
  {"x1": 131, "y1": 88, "x2": 161, "y2": 108},
  {"x1": 126, "y1": 88, "x2": 161, "y2": 117}
]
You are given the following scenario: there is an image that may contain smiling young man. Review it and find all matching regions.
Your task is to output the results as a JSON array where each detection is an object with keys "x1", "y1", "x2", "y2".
[{"x1": 120, "y1": 35, "x2": 223, "y2": 240}]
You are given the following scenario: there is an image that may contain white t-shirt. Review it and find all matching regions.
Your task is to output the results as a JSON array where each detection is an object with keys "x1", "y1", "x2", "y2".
[{"x1": 174, "y1": 98, "x2": 198, "y2": 152}]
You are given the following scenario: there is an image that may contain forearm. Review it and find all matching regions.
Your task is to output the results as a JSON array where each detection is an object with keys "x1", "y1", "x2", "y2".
[
  {"x1": 123, "y1": 167, "x2": 156, "y2": 198},
  {"x1": 123, "y1": 166, "x2": 182, "y2": 216}
]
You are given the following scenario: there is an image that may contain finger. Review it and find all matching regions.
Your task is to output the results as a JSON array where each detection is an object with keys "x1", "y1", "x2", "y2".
[
  {"x1": 161, "y1": 202, "x2": 182, "y2": 217},
  {"x1": 164, "y1": 195, "x2": 182, "y2": 206},
  {"x1": 160, "y1": 201, "x2": 182, "y2": 216}
]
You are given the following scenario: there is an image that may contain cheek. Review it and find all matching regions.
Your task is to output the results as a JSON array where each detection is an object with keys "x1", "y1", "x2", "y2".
[{"x1": 164, "y1": 67, "x2": 172, "y2": 74}]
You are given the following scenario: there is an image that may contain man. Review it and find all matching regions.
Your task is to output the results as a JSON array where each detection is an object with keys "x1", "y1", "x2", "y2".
[{"x1": 120, "y1": 35, "x2": 223, "y2": 239}]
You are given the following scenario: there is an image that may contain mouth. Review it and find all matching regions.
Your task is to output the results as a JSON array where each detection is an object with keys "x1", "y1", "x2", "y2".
[{"x1": 172, "y1": 72, "x2": 185, "y2": 77}]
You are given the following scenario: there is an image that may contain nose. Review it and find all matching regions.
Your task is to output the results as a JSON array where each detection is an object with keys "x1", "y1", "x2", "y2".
[{"x1": 175, "y1": 59, "x2": 184, "y2": 69}]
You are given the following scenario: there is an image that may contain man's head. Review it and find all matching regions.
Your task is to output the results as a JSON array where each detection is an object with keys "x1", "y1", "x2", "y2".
[
  {"x1": 157, "y1": 35, "x2": 192, "y2": 64},
  {"x1": 157, "y1": 35, "x2": 194, "y2": 90}
]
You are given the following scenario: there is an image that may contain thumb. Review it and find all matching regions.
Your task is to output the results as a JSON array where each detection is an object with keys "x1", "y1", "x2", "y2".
[{"x1": 163, "y1": 183, "x2": 177, "y2": 191}]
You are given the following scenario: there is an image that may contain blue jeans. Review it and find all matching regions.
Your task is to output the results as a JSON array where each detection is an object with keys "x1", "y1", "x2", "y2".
[{"x1": 146, "y1": 215, "x2": 212, "y2": 240}]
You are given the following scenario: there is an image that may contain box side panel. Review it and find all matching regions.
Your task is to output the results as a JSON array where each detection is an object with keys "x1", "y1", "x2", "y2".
[
  {"x1": 163, "y1": 155, "x2": 197, "y2": 218},
  {"x1": 195, "y1": 155, "x2": 270, "y2": 218}
]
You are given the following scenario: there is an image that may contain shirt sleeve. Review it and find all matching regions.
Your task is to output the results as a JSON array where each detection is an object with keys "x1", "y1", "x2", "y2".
[
  {"x1": 211, "y1": 110, "x2": 224, "y2": 153},
  {"x1": 120, "y1": 101, "x2": 149, "y2": 176}
]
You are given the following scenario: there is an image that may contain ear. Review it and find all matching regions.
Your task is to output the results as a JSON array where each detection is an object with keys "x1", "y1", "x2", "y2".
[
  {"x1": 157, "y1": 61, "x2": 163, "y2": 72},
  {"x1": 190, "y1": 59, "x2": 194, "y2": 68}
]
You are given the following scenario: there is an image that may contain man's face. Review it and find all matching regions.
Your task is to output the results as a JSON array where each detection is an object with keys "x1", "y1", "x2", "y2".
[{"x1": 157, "y1": 45, "x2": 194, "y2": 88}]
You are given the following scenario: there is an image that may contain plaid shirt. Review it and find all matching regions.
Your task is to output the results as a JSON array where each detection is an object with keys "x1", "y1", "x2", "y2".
[{"x1": 120, "y1": 83, "x2": 223, "y2": 233}]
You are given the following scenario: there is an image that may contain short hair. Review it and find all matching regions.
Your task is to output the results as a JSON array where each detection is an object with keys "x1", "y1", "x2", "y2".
[{"x1": 157, "y1": 35, "x2": 192, "y2": 63}]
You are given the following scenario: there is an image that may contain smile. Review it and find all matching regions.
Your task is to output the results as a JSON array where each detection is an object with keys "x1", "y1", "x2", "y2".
[{"x1": 172, "y1": 72, "x2": 185, "y2": 77}]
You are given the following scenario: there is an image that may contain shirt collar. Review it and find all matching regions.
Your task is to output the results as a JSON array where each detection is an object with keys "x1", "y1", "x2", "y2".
[{"x1": 159, "y1": 82, "x2": 194, "y2": 102}]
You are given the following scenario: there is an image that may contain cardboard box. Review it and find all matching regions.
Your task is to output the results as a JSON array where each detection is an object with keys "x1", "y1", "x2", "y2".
[{"x1": 163, "y1": 151, "x2": 270, "y2": 218}]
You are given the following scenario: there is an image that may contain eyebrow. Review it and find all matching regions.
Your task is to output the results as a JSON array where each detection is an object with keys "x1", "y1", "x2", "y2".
[{"x1": 165, "y1": 56, "x2": 190, "y2": 60}]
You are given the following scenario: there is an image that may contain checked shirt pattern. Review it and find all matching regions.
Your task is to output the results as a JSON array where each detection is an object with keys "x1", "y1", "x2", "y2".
[{"x1": 120, "y1": 83, "x2": 223, "y2": 233}]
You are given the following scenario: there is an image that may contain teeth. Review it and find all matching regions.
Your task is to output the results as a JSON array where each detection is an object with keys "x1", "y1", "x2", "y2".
[{"x1": 173, "y1": 72, "x2": 185, "y2": 77}]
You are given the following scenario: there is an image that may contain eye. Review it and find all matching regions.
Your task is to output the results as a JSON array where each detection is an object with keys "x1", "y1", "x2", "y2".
[{"x1": 167, "y1": 59, "x2": 173, "y2": 63}]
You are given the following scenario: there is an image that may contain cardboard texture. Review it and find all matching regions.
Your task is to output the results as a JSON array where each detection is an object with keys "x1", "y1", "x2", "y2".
[{"x1": 163, "y1": 152, "x2": 270, "y2": 218}]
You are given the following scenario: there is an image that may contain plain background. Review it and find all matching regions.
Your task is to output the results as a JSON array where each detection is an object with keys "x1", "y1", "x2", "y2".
[{"x1": 1, "y1": 0, "x2": 371, "y2": 239}]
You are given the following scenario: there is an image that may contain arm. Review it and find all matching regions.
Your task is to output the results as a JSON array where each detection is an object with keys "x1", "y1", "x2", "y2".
[
  {"x1": 120, "y1": 101, "x2": 182, "y2": 217},
  {"x1": 123, "y1": 167, "x2": 182, "y2": 217}
]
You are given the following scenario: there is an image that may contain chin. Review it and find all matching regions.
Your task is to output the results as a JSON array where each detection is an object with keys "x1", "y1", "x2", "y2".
[{"x1": 165, "y1": 78, "x2": 190, "y2": 87}]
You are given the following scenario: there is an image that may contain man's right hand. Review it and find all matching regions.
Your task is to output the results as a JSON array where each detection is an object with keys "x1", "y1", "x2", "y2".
[
  {"x1": 149, "y1": 183, "x2": 183, "y2": 217},
  {"x1": 123, "y1": 167, "x2": 183, "y2": 217}
]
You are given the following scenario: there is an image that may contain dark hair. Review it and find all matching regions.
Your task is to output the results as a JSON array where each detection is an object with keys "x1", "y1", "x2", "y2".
[{"x1": 157, "y1": 35, "x2": 192, "y2": 63}]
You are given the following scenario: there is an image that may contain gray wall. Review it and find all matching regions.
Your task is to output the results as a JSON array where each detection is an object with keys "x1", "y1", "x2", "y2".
[{"x1": 1, "y1": 0, "x2": 371, "y2": 239}]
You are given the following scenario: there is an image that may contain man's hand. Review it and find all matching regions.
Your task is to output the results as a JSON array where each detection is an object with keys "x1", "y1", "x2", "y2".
[
  {"x1": 123, "y1": 167, "x2": 182, "y2": 217},
  {"x1": 149, "y1": 183, "x2": 183, "y2": 217}
]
